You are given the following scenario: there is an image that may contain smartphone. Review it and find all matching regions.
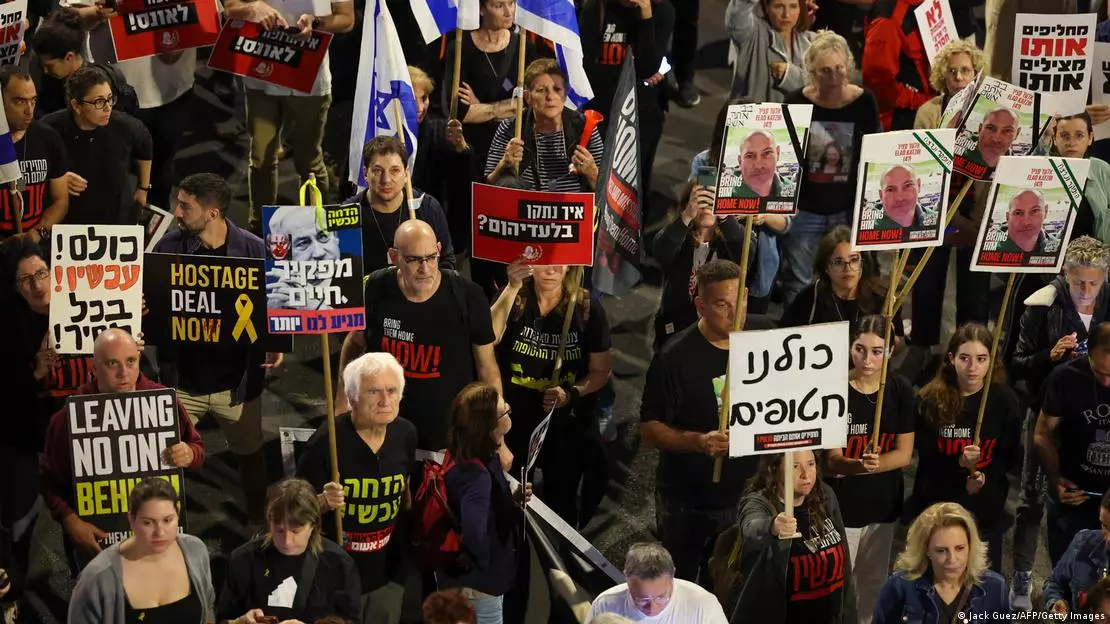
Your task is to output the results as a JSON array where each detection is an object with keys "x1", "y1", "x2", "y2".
[
  {"x1": 1075, "y1": 339, "x2": 1090, "y2": 357},
  {"x1": 696, "y1": 165, "x2": 717, "y2": 188}
]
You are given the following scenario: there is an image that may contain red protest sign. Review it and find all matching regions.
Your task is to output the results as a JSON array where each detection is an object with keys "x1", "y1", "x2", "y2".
[
  {"x1": 207, "y1": 20, "x2": 332, "y2": 93},
  {"x1": 108, "y1": 0, "x2": 220, "y2": 62},
  {"x1": 471, "y1": 183, "x2": 594, "y2": 266}
]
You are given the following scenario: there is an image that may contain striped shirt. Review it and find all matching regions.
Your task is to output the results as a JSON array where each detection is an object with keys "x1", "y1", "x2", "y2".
[{"x1": 485, "y1": 118, "x2": 605, "y2": 193}]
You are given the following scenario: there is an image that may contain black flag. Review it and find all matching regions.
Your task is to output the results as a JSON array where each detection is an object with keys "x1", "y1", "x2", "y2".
[{"x1": 592, "y1": 53, "x2": 642, "y2": 296}]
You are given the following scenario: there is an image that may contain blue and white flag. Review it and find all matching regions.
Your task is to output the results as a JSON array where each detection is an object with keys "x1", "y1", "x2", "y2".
[
  {"x1": 0, "y1": 114, "x2": 19, "y2": 184},
  {"x1": 411, "y1": 0, "x2": 479, "y2": 43},
  {"x1": 349, "y1": 0, "x2": 421, "y2": 187},
  {"x1": 517, "y1": 0, "x2": 593, "y2": 109}
]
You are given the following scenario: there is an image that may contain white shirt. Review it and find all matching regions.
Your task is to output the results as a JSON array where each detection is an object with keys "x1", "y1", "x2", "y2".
[
  {"x1": 587, "y1": 579, "x2": 728, "y2": 623},
  {"x1": 1081, "y1": 312, "x2": 1094, "y2": 331},
  {"x1": 242, "y1": 0, "x2": 346, "y2": 97}
]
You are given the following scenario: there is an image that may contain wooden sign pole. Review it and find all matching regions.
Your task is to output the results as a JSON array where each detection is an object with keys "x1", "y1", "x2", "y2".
[{"x1": 713, "y1": 216, "x2": 754, "y2": 483}]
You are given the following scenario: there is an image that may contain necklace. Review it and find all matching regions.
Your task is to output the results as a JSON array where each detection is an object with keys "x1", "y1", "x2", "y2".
[{"x1": 850, "y1": 379, "x2": 878, "y2": 404}]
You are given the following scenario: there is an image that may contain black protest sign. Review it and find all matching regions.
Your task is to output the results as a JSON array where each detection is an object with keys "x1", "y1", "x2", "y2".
[{"x1": 68, "y1": 388, "x2": 186, "y2": 547}]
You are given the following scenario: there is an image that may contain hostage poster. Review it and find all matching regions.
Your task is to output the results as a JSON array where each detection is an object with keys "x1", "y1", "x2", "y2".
[
  {"x1": 1012, "y1": 13, "x2": 1095, "y2": 116},
  {"x1": 471, "y1": 183, "x2": 594, "y2": 266},
  {"x1": 713, "y1": 102, "x2": 812, "y2": 216},
  {"x1": 68, "y1": 388, "x2": 187, "y2": 547},
  {"x1": 945, "y1": 76, "x2": 1049, "y2": 181},
  {"x1": 851, "y1": 129, "x2": 955, "y2": 251},
  {"x1": 970, "y1": 156, "x2": 1089, "y2": 273},
  {"x1": 264, "y1": 204, "x2": 365, "y2": 334}
]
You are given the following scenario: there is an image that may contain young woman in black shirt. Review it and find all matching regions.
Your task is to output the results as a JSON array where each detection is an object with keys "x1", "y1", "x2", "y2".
[
  {"x1": 912, "y1": 323, "x2": 1021, "y2": 574},
  {"x1": 826, "y1": 315, "x2": 915, "y2": 619}
]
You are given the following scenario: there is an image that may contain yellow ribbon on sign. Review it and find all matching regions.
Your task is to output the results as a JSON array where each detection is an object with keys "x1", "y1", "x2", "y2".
[{"x1": 232, "y1": 294, "x2": 258, "y2": 342}]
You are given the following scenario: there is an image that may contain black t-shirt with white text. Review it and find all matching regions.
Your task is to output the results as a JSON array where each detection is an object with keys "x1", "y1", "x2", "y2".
[
  {"x1": 1043, "y1": 358, "x2": 1110, "y2": 494},
  {"x1": 0, "y1": 121, "x2": 67, "y2": 235},
  {"x1": 785, "y1": 505, "x2": 847, "y2": 624},
  {"x1": 296, "y1": 413, "x2": 417, "y2": 593},
  {"x1": 827, "y1": 375, "x2": 915, "y2": 527},
  {"x1": 364, "y1": 274, "x2": 495, "y2": 450}
]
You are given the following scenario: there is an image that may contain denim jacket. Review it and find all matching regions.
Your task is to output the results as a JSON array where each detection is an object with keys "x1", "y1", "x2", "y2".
[
  {"x1": 1044, "y1": 529, "x2": 1110, "y2": 611},
  {"x1": 873, "y1": 570, "x2": 1010, "y2": 623}
]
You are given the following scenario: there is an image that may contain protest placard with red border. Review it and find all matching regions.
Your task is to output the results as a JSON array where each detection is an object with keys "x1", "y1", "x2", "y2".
[
  {"x1": 0, "y1": 0, "x2": 28, "y2": 67},
  {"x1": 207, "y1": 20, "x2": 332, "y2": 94},
  {"x1": 108, "y1": 0, "x2": 220, "y2": 62},
  {"x1": 471, "y1": 183, "x2": 595, "y2": 266}
]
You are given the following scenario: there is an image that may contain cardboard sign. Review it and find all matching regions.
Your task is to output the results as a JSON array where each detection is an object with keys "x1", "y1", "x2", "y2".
[
  {"x1": 526, "y1": 410, "x2": 553, "y2": 473},
  {"x1": 1092, "y1": 42, "x2": 1110, "y2": 142},
  {"x1": 728, "y1": 323, "x2": 849, "y2": 457},
  {"x1": 970, "y1": 155, "x2": 1089, "y2": 273},
  {"x1": 68, "y1": 388, "x2": 186, "y2": 547},
  {"x1": 851, "y1": 129, "x2": 956, "y2": 251},
  {"x1": 264, "y1": 204, "x2": 365, "y2": 334},
  {"x1": 139, "y1": 204, "x2": 173, "y2": 252},
  {"x1": 207, "y1": 20, "x2": 332, "y2": 93},
  {"x1": 946, "y1": 76, "x2": 1050, "y2": 181},
  {"x1": 108, "y1": 0, "x2": 220, "y2": 62},
  {"x1": 914, "y1": 0, "x2": 959, "y2": 65},
  {"x1": 471, "y1": 183, "x2": 595, "y2": 266},
  {"x1": 0, "y1": 0, "x2": 27, "y2": 67},
  {"x1": 1012, "y1": 14, "x2": 1095, "y2": 116},
  {"x1": 713, "y1": 103, "x2": 813, "y2": 216},
  {"x1": 143, "y1": 253, "x2": 266, "y2": 347},
  {"x1": 49, "y1": 225, "x2": 144, "y2": 355}
]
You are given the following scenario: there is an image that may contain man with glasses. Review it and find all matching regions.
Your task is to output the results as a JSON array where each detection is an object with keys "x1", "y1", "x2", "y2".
[
  {"x1": 588, "y1": 542, "x2": 727, "y2": 622},
  {"x1": 0, "y1": 66, "x2": 69, "y2": 242},
  {"x1": 337, "y1": 219, "x2": 500, "y2": 451},
  {"x1": 42, "y1": 66, "x2": 152, "y2": 226},
  {"x1": 346, "y1": 136, "x2": 455, "y2": 274}
]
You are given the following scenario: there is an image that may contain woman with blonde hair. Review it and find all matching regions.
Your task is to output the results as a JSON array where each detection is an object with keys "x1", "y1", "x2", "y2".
[
  {"x1": 914, "y1": 40, "x2": 987, "y2": 131},
  {"x1": 873, "y1": 502, "x2": 1010, "y2": 621}
]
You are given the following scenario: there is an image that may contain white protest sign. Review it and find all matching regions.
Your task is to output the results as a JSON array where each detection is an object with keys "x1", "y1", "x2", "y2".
[
  {"x1": 1093, "y1": 42, "x2": 1110, "y2": 142},
  {"x1": 526, "y1": 409, "x2": 553, "y2": 473},
  {"x1": 49, "y1": 225, "x2": 144, "y2": 355},
  {"x1": 1012, "y1": 13, "x2": 1095, "y2": 115},
  {"x1": 0, "y1": 0, "x2": 27, "y2": 66},
  {"x1": 914, "y1": 0, "x2": 960, "y2": 65},
  {"x1": 728, "y1": 323, "x2": 850, "y2": 457}
]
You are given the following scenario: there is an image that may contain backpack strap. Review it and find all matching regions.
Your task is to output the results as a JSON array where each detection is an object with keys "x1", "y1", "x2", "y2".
[{"x1": 291, "y1": 549, "x2": 319, "y2": 614}]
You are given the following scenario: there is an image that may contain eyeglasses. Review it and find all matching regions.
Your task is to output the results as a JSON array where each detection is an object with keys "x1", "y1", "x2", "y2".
[
  {"x1": 403, "y1": 253, "x2": 440, "y2": 267},
  {"x1": 80, "y1": 94, "x2": 117, "y2": 110},
  {"x1": 947, "y1": 67, "x2": 975, "y2": 78},
  {"x1": 630, "y1": 593, "x2": 672, "y2": 608},
  {"x1": 828, "y1": 256, "x2": 862, "y2": 271},
  {"x1": 16, "y1": 268, "x2": 49, "y2": 289}
]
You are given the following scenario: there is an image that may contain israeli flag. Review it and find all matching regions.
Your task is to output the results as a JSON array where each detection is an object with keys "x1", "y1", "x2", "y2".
[
  {"x1": 0, "y1": 114, "x2": 20, "y2": 184},
  {"x1": 411, "y1": 0, "x2": 480, "y2": 43},
  {"x1": 349, "y1": 0, "x2": 421, "y2": 187},
  {"x1": 517, "y1": 0, "x2": 593, "y2": 109}
]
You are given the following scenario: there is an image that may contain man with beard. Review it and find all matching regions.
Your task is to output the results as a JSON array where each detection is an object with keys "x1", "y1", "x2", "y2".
[
  {"x1": 0, "y1": 66, "x2": 69, "y2": 241},
  {"x1": 152, "y1": 173, "x2": 282, "y2": 523},
  {"x1": 731, "y1": 130, "x2": 785, "y2": 199},
  {"x1": 998, "y1": 189, "x2": 1048, "y2": 254},
  {"x1": 967, "y1": 107, "x2": 1019, "y2": 170}
]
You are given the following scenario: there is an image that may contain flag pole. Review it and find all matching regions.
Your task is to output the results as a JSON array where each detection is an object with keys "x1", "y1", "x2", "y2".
[
  {"x1": 450, "y1": 28, "x2": 463, "y2": 119},
  {"x1": 512, "y1": 25, "x2": 526, "y2": 175},
  {"x1": 11, "y1": 181, "x2": 21, "y2": 234},
  {"x1": 383, "y1": 9, "x2": 416, "y2": 219}
]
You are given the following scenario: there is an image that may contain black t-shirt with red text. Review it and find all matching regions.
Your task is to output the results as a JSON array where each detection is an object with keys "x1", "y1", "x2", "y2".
[
  {"x1": 912, "y1": 384, "x2": 1021, "y2": 528},
  {"x1": 0, "y1": 121, "x2": 68, "y2": 235},
  {"x1": 364, "y1": 273, "x2": 494, "y2": 450},
  {"x1": 1043, "y1": 358, "x2": 1110, "y2": 494},
  {"x1": 785, "y1": 506, "x2": 847, "y2": 624},
  {"x1": 827, "y1": 374, "x2": 915, "y2": 527}
]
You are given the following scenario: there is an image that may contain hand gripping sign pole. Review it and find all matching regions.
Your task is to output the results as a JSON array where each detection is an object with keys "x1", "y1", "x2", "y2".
[
  {"x1": 299, "y1": 176, "x2": 343, "y2": 540},
  {"x1": 712, "y1": 286, "x2": 748, "y2": 483},
  {"x1": 10, "y1": 181, "x2": 21, "y2": 234}
]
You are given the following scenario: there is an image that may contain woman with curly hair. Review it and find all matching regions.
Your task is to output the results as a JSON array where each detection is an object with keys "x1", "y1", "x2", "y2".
[
  {"x1": 911, "y1": 324, "x2": 1021, "y2": 574},
  {"x1": 914, "y1": 40, "x2": 986, "y2": 131},
  {"x1": 873, "y1": 502, "x2": 1010, "y2": 622},
  {"x1": 731, "y1": 450, "x2": 856, "y2": 623}
]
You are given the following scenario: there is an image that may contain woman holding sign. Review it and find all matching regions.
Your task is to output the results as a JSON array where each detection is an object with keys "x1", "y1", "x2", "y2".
[
  {"x1": 825, "y1": 315, "x2": 915, "y2": 621},
  {"x1": 911, "y1": 324, "x2": 1021, "y2": 574},
  {"x1": 68, "y1": 478, "x2": 215, "y2": 624}
]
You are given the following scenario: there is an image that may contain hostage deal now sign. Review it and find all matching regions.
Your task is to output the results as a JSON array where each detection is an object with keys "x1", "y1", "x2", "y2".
[
  {"x1": 108, "y1": 0, "x2": 220, "y2": 62},
  {"x1": 471, "y1": 183, "x2": 595, "y2": 266},
  {"x1": 207, "y1": 20, "x2": 333, "y2": 93}
]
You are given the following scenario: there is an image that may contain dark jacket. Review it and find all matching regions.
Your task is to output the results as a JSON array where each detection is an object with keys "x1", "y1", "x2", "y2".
[
  {"x1": 217, "y1": 537, "x2": 362, "y2": 623},
  {"x1": 152, "y1": 218, "x2": 270, "y2": 404},
  {"x1": 440, "y1": 455, "x2": 520, "y2": 596},
  {"x1": 863, "y1": 0, "x2": 936, "y2": 130},
  {"x1": 344, "y1": 188, "x2": 457, "y2": 272},
  {"x1": 873, "y1": 569, "x2": 1011, "y2": 622},
  {"x1": 1044, "y1": 529, "x2": 1109, "y2": 611},
  {"x1": 1011, "y1": 276, "x2": 1110, "y2": 408},
  {"x1": 40, "y1": 375, "x2": 205, "y2": 523},
  {"x1": 412, "y1": 116, "x2": 475, "y2": 217},
  {"x1": 732, "y1": 483, "x2": 857, "y2": 623}
]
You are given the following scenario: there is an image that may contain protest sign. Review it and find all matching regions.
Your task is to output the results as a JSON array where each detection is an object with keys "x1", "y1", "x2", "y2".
[
  {"x1": 471, "y1": 183, "x2": 595, "y2": 266},
  {"x1": 851, "y1": 129, "x2": 955, "y2": 251},
  {"x1": 139, "y1": 204, "x2": 173, "y2": 252},
  {"x1": 264, "y1": 203, "x2": 365, "y2": 334},
  {"x1": 0, "y1": 0, "x2": 27, "y2": 66},
  {"x1": 1012, "y1": 14, "x2": 1095, "y2": 116},
  {"x1": 208, "y1": 20, "x2": 333, "y2": 93},
  {"x1": 49, "y1": 225, "x2": 143, "y2": 355},
  {"x1": 526, "y1": 410, "x2": 553, "y2": 473},
  {"x1": 947, "y1": 76, "x2": 1049, "y2": 181},
  {"x1": 914, "y1": 0, "x2": 959, "y2": 65},
  {"x1": 68, "y1": 388, "x2": 186, "y2": 547},
  {"x1": 1093, "y1": 43, "x2": 1110, "y2": 142},
  {"x1": 108, "y1": 0, "x2": 220, "y2": 62},
  {"x1": 970, "y1": 155, "x2": 1088, "y2": 273},
  {"x1": 713, "y1": 102, "x2": 812, "y2": 216},
  {"x1": 143, "y1": 253, "x2": 266, "y2": 347},
  {"x1": 727, "y1": 323, "x2": 849, "y2": 457}
]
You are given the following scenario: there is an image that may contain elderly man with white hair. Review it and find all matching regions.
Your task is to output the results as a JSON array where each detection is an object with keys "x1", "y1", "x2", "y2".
[
  {"x1": 296, "y1": 351, "x2": 416, "y2": 624},
  {"x1": 588, "y1": 542, "x2": 727, "y2": 623}
]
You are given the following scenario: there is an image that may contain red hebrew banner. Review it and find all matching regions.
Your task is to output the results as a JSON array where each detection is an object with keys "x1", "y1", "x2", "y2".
[
  {"x1": 108, "y1": 0, "x2": 220, "y2": 62},
  {"x1": 207, "y1": 20, "x2": 333, "y2": 93},
  {"x1": 471, "y1": 183, "x2": 595, "y2": 266}
]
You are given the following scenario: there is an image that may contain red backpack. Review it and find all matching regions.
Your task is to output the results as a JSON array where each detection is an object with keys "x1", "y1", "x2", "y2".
[{"x1": 411, "y1": 452, "x2": 484, "y2": 570}]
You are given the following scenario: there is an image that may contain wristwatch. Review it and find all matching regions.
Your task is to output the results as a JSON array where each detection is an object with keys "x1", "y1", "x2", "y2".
[{"x1": 137, "y1": 184, "x2": 151, "y2": 191}]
